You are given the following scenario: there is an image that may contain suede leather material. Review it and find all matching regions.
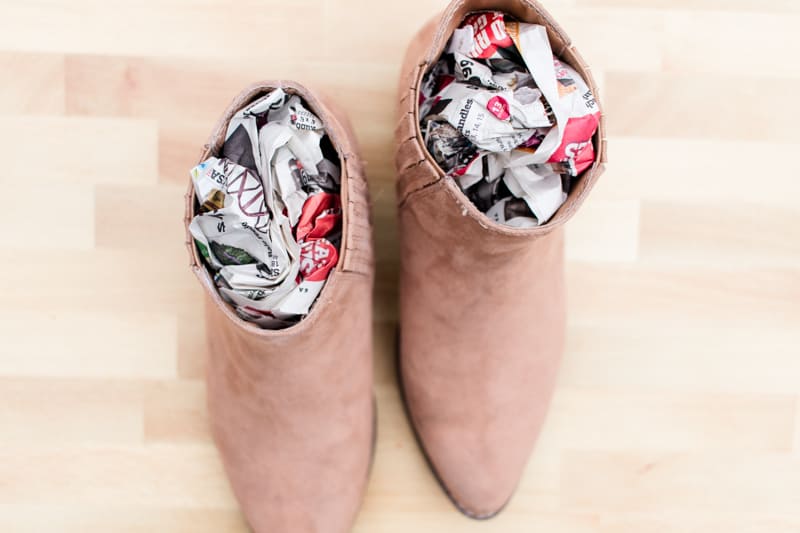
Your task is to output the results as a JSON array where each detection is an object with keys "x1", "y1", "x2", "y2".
[
  {"x1": 184, "y1": 81, "x2": 374, "y2": 533},
  {"x1": 395, "y1": 0, "x2": 605, "y2": 518},
  {"x1": 399, "y1": 180, "x2": 565, "y2": 517}
]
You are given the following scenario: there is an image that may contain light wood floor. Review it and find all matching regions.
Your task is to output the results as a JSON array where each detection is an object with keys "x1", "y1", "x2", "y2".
[{"x1": 1, "y1": 0, "x2": 799, "y2": 531}]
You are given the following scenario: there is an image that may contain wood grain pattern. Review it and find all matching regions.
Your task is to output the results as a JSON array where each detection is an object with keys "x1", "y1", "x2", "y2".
[{"x1": 1, "y1": 0, "x2": 798, "y2": 530}]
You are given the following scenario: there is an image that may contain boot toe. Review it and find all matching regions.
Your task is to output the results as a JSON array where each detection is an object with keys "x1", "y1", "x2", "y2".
[{"x1": 412, "y1": 417, "x2": 525, "y2": 519}]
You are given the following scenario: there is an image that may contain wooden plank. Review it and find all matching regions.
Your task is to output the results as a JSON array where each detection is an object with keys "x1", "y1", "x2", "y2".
[{"x1": 0, "y1": 311, "x2": 177, "y2": 378}]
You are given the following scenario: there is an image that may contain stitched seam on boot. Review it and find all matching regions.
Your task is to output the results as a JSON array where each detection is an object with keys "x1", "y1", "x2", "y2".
[{"x1": 397, "y1": 173, "x2": 444, "y2": 209}]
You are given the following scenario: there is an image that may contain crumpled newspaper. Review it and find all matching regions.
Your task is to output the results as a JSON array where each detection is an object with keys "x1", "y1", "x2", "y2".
[
  {"x1": 189, "y1": 89, "x2": 342, "y2": 329},
  {"x1": 419, "y1": 11, "x2": 600, "y2": 227}
]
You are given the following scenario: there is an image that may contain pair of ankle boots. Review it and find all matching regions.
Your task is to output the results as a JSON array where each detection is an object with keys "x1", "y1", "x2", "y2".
[{"x1": 183, "y1": 0, "x2": 606, "y2": 530}]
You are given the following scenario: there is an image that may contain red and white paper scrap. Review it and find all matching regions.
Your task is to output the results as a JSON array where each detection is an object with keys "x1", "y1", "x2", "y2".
[
  {"x1": 189, "y1": 88, "x2": 343, "y2": 329},
  {"x1": 420, "y1": 11, "x2": 600, "y2": 226}
]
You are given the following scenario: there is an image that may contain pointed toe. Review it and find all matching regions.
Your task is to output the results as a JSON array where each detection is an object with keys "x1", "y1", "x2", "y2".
[
  {"x1": 399, "y1": 346, "x2": 555, "y2": 519},
  {"x1": 415, "y1": 423, "x2": 521, "y2": 519}
]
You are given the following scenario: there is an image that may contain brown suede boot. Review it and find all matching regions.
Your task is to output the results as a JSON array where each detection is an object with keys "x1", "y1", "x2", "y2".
[
  {"x1": 184, "y1": 81, "x2": 374, "y2": 532},
  {"x1": 394, "y1": 0, "x2": 607, "y2": 519}
]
